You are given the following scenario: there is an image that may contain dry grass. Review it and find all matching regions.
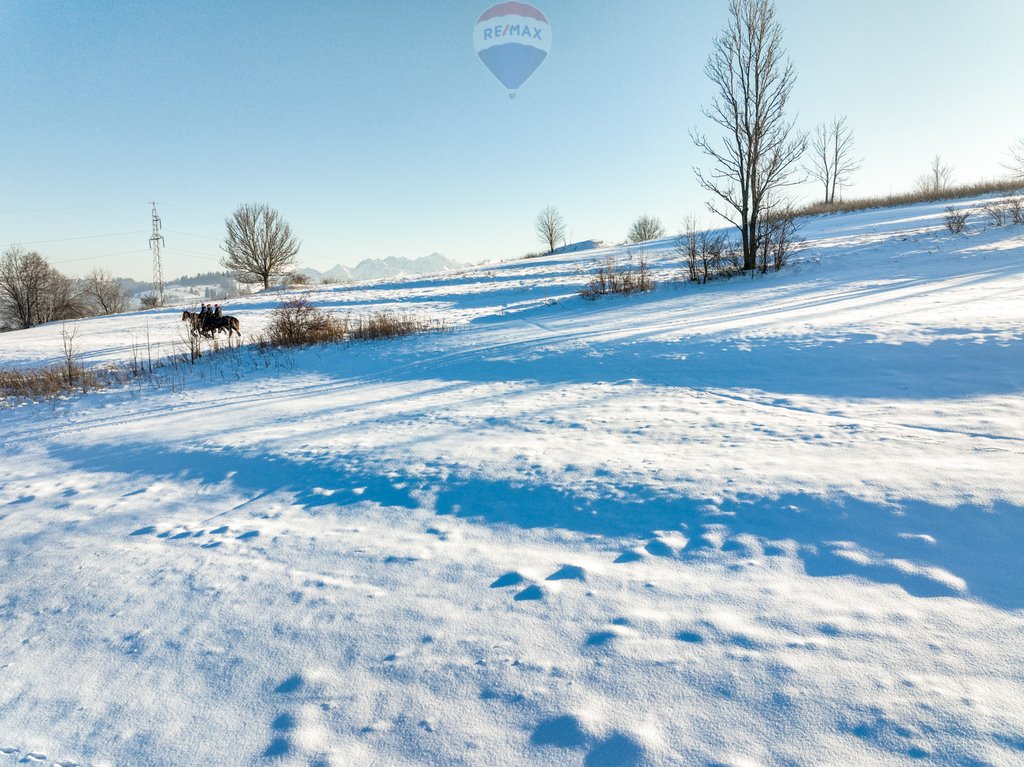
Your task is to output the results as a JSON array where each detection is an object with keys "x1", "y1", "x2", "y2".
[
  {"x1": 348, "y1": 311, "x2": 447, "y2": 341},
  {"x1": 256, "y1": 298, "x2": 448, "y2": 349},
  {"x1": 795, "y1": 178, "x2": 1022, "y2": 218},
  {"x1": 0, "y1": 363, "x2": 106, "y2": 402},
  {"x1": 580, "y1": 256, "x2": 656, "y2": 300}
]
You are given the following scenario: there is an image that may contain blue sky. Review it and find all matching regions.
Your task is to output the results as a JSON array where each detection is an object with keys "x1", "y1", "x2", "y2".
[{"x1": 1, "y1": 0, "x2": 1021, "y2": 280}]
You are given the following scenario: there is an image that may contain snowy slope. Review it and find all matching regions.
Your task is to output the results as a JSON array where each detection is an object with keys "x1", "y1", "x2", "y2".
[{"x1": 0, "y1": 197, "x2": 1022, "y2": 767}]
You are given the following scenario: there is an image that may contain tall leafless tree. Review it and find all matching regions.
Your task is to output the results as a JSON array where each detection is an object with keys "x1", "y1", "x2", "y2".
[
  {"x1": 0, "y1": 246, "x2": 83, "y2": 329},
  {"x1": 535, "y1": 205, "x2": 566, "y2": 254},
  {"x1": 806, "y1": 115, "x2": 861, "y2": 204},
  {"x1": 81, "y1": 267, "x2": 131, "y2": 315},
  {"x1": 221, "y1": 203, "x2": 301, "y2": 290},
  {"x1": 628, "y1": 215, "x2": 666, "y2": 243},
  {"x1": 692, "y1": 0, "x2": 807, "y2": 272},
  {"x1": 915, "y1": 155, "x2": 954, "y2": 195}
]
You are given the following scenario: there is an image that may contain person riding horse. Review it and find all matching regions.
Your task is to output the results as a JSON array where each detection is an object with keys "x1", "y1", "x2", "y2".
[{"x1": 181, "y1": 306, "x2": 242, "y2": 338}]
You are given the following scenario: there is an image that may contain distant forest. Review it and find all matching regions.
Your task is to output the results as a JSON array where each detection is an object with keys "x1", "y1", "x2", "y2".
[{"x1": 117, "y1": 271, "x2": 241, "y2": 298}]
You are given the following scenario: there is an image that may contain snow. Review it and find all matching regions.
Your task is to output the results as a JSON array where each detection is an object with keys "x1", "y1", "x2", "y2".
[{"x1": 1, "y1": 196, "x2": 1023, "y2": 766}]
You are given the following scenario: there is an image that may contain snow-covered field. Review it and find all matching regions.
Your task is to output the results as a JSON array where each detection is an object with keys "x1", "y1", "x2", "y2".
[{"x1": 1, "y1": 198, "x2": 1022, "y2": 766}]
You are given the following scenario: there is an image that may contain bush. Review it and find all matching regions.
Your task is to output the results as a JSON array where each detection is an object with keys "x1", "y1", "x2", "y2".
[
  {"x1": 628, "y1": 215, "x2": 665, "y2": 243},
  {"x1": 261, "y1": 297, "x2": 347, "y2": 347},
  {"x1": 284, "y1": 271, "x2": 311, "y2": 286},
  {"x1": 757, "y1": 207, "x2": 801, "y2": 273},
  {"x1": 944, "y1": 206, "x2": 970, "y2": 234},
  {"x1": 1008, "y1": 196, "x2": 1024, "y2": 225},
  {"x1": 676, "y1": 217, "x2": 743, "y2": 284},
  {"x1": 982, "y1": 202, "x2": 1008, "y2": 227},
  {"x1": 579, "y1": 256, "x2": 655, "y2": 300}
]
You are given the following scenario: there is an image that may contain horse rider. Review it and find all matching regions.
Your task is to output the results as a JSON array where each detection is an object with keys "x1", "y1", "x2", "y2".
[{"x1": 214, "y1": 303, "x2": 222, "y2": 319}]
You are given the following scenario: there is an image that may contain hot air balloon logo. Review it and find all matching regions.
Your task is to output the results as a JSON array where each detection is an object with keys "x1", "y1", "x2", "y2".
[{"x1": 474, "y1": 2, "x2": 551, "y2": 99}]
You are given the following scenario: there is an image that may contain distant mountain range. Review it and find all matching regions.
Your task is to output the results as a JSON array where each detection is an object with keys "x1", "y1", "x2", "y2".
[{"x1": 299, "y1": 253, "x2": 465, "y2": 283}]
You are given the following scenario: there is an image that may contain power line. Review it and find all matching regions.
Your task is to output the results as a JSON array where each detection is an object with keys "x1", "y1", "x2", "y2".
[
  {"x1": 0, "y1": 230, "x2": 149, "y2": 248},
  {"x1": 165, "y1": 229, "x2": 221, "y2": 242},
  {"x1": 164, "y1": 247, "x2": 223, "y2": 262},
  {"x1": 48, "y1": 249, "x2": 151, "y2": 266}
]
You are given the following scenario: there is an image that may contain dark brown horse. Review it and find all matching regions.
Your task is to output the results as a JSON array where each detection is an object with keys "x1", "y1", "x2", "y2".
[{"x1": 181, "y1": 310, "x2": 241, "y2": 338}]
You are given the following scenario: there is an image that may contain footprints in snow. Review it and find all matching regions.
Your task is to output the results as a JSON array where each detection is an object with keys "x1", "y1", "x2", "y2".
[
  {"x1": 128, "y1": 523, "x2": 260, "y2": 549},
  {"x1": 529, "y1": 714, "x2": 645, "y2": 766},
  {"x1": 261, "y1": 674, "x2": 334, "y2": 765},
  {"x1": 492, "y1": 563, "x2": 588, "y2": 603},
  {"x1": 0, "y1": 747, "x2": 78, "y2": 766}
]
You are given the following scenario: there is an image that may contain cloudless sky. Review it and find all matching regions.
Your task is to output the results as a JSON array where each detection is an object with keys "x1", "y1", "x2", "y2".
[{"x1": 1, "y1": 0, "x2": 1021, "y2": 280}]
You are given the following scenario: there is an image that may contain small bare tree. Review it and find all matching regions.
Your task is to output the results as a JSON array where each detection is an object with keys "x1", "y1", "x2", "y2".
[
  {"x1": 535, "y1": 205, "x2": 566, "y2": 254},
  {"x1": 692, "y1": 0, "x2": 807, "y2": 272},
  {"x1": 806, "y1": 115, "x2": 861, "y2": 204},
  {"x1": 221, "y1": 203, "x2": 301, "y2": 290},
  {"x1": 1005, "y1": 138, "x2": 1024, "y2": 181},
  {"x1": 81, "y1": 268, "x2": 130, "y2": 315},
  {"x1": 628, "y1": 215, "x2": 666, "y2": 243},
  {"x1": 915, "y1": 155, "x2": 954, "y2": 195},
  {"x1": 60, "y1": 322, "x2": 81, "y2": 386}
]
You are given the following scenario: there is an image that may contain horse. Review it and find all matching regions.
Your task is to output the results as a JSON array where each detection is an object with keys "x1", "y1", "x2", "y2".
[{"x1": 181, "y1": 310, "x2": 241, "y2": 338}]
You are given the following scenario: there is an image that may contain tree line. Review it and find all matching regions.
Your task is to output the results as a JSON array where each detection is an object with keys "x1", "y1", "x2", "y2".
[{"x1": 0, "y1": 247, "x2": 133, "y2": 331}]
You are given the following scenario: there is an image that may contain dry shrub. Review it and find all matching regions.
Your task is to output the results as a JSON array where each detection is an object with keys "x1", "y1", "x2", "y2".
[
  {"x1": 677, "y1": 219, "x2": 732, "y2": 284},
  {"x1": 1008, "y1": 195, "x2": 1024, "y2": 225},
  {"x1": 579, "y1": 256, "x2": 655, "y2": 300},
  {"x1": 348, "y1": 311, "x2": 445, "y2": 341},
  {"x1": 944, "y1": 206, "x2": 971, "y2": 234},
  {"x1": 982, "y1": 202, "x2": 1008, "y2": 226},
  {"x1": 262, "y1": 297, "x2": 347, "y2": 347},
  {"x1": 758, "y1": 207, "x2": 801, "y2": 273}
]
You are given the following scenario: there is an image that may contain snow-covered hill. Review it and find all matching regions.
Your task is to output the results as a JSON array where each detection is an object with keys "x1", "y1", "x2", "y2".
[{"x1": 0, "y1": 196, "x2": 1022, "y2": 766}]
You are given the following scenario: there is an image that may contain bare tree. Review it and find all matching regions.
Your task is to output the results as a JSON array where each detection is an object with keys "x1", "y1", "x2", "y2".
[
  {"x1": 81, "y1": 267, "x2": 131, "y2": 315},
  {"x1": 806, "y1": 115, "x2": 861, "y2": 204},
  {"x1": 692, "y1": 0, "x2": 807, "y2": 272},
  {"x1": 1005, "y1": 138, "x2": 1024, "y2": 181},
  {"x1": 628, "y1": 215, "x2": 666, "y2": 243},
  {"x1": 535, "y1": 205, "x2": 566, "y2": 254},
  {"x1": 915, "y1": 155, "x2": 954, "y2": 195},
  {"x1": 221, "y1": 203, "x2": 301, "y2": 290},
  {"x1": 0, "y1": 246, "x2": 83, "y2": 329}
]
